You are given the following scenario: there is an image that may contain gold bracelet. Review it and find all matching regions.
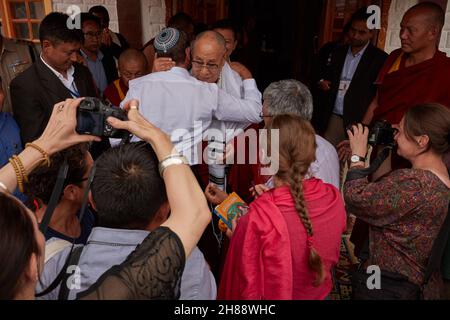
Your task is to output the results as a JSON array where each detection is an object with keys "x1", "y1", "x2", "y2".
[
  {"x1": 12, "y1": 155, "x2": 29, "y2": 183},
  {"x1": 9, "y1": 157, "x2": 24, "y2": 193},
  {"x1": 25, "y1": 143, "x2": 51, "y2": 167}
]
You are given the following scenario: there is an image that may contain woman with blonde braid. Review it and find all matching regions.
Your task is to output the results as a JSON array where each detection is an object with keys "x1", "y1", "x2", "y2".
[{"x1": 218, "y1": 115, "x2": 346, "y2": 300}]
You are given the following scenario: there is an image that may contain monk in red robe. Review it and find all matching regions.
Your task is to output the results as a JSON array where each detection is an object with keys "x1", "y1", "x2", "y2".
[
  {"x1": 363, "y1": 2, "x2": 450, "y2": 126},
  {"x1": 104, "y1": 49, "x2": 147, "y2": 107}
]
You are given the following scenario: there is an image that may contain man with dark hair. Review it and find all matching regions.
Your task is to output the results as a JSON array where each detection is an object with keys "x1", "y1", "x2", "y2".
[
  {"x1": 9, "y1": 13, "x2": 98, "y2": 147},
  {"x1": 88, "y1": 5, "x2": 129, "y2": 60},
  {"x1": 213, "y1": 19, "x2": 239, "y2": 61},
  {"x1": 38, "y1": 142, "x2": 216, "y2": 300},
  {"x1": 25, "y1": 144, "x2": 95, "y2": 244},
  {"x1": 0, "y1": 22, "x2": 37, "y2": 113},
  {"x1": 79, "y1": 13, "x2": 118, "y2": 95},
  {"x1": 312, "y1": 7, "x2": 388, "y2": 146}
]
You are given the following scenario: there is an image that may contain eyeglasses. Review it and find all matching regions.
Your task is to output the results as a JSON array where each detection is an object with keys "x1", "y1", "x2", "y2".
[
  {"x1": 83, "y1": 31, "x2": 102, "y2": 39},
  {"x1": 191, "y1": 60, "x2": 220, "y2": 72}
]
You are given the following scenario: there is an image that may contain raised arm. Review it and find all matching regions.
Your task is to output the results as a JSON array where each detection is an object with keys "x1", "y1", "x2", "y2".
[
  {"x1": 108, "y1": 100, "x2": 211, "y2": 258},
  {"x1": 0, "y1": 99, "x2": 100, "y2": 194}
]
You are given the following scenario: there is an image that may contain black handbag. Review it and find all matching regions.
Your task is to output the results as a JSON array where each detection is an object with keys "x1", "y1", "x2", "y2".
[{"x1": 351, "y1": 266, "x2": 421, "y2": 300}]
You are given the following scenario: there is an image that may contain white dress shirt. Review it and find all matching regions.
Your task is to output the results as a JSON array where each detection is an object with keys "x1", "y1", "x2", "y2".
[
  {"x1": 40, "y1": 55, "x2": 79, "y2": 97},
  {"x1": 122, "y1": 67, "x2": 262, "y2": 164},
  {"x1": 266, "y1": 135, "x2": 340, "y2": 190}
]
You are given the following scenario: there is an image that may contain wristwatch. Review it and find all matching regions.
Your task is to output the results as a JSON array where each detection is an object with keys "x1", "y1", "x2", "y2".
[
  {"x1": 158, "y1": 155, "x2": 189, "y2": 177},
  {"x1": 350, "y1": 155, "x2": 366, "y2": 164}
]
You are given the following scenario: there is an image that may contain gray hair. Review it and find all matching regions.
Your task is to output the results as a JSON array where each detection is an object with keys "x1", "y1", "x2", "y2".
[{"x1": 263, "y1": 80, "x2": 313, "y2": 121}]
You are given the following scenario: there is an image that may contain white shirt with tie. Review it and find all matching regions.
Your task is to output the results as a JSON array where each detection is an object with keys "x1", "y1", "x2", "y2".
[{"x1": 122, "y1": 67, "x2": 262, "y2": 164}]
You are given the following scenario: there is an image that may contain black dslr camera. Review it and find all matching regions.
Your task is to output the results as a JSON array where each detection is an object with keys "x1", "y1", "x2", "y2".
[
  {"x1": 368, "y1": 120, "x2": 397, "y2": 146},
  {"x1": 76, "y1": 98, "x2": 128, "y2": 138}
]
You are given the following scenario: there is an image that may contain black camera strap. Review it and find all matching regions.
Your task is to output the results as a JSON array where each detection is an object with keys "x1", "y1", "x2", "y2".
[
  {"x1": 346, "y1": 146, "x2": 393, "y2": 182},
  {"x1": 39, "y1": 161, "x2": 69, "y2": 234},
  {"x1": 35, "y1": 165, "x2": 96, "y2": 298}
]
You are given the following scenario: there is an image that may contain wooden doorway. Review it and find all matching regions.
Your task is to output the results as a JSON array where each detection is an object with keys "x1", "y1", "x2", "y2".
[
  {"x1": 319, "y1": 0, "x2": 387, "y2": 48},
  {"x1": 168, "y1": 0, "x2": 228, "y2": 25}
]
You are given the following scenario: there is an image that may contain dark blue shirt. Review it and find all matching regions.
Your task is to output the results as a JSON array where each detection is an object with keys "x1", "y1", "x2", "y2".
[{"x1": 0, "y1": 112, "x2": 27, "y2": 202}]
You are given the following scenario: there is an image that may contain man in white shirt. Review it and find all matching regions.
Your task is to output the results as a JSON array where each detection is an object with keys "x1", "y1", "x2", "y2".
[
  {"x1": 122, "y1": 28, "x2": 262, "y2": 165},
  {"x1": 262, "y1": 80, "x2": 340, "y2": 189}
]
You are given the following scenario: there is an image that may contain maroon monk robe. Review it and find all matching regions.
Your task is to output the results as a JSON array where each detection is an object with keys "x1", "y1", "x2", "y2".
[{"x1": 374, "y1": 49, "x2": 450, "y2": 125}]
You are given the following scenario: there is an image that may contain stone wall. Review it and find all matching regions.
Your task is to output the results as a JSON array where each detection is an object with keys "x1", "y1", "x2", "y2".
[{"x1": 140, "y1": 0, "x2": 167, "y2": 44}]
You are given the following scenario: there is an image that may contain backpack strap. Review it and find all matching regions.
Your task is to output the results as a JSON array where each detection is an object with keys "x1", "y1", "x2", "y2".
[{"x1": 58, "y1": 246, "x2": 84, "y2": 300}]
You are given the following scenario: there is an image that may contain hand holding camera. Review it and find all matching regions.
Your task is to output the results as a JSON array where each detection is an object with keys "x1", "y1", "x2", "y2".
[
  {"x1": 347, "y1": 124, "x2": 370, "y2": 163},
  {"x1": 36, "y1": 99, "x2": 101, "y2": 156}
]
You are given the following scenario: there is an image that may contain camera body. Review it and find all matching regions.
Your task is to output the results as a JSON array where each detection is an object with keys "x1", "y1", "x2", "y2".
[
  {"x1": 76, "y1": 98, "x2": 128, "y2": 138},
  {"x1": 368, "y1": 120, "x2": 397, "y2": 146}
]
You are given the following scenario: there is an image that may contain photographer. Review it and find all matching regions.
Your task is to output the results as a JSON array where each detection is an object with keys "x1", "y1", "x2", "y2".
[
  {"x1": 0, "y1": 98, "x2": 211, "y2": 300},
  {"x1": 344, "y1": 103, "x2": 450, "y2": 299}
]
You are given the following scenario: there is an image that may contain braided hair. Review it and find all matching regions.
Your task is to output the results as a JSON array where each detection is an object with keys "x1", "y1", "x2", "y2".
[{"x1": 267, "y1": 114, "x2": 325, "y2": 286}]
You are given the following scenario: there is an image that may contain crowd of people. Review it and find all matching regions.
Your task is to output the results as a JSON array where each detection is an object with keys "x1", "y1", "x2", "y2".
[{"x1": 0, "y1": 1, "x2": 449, "y2": 301}]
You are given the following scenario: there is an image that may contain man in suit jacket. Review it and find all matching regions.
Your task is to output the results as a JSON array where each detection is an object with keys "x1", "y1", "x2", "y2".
[
  {"x1": 312, "y1": 8, "x2": 388, "y2": 146},
  {"x1": 10, "y1": 12, "x2": 109, "y2": 159}
]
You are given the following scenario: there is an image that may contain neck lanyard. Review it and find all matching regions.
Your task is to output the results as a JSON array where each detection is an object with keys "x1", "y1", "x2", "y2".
[{"x1": 67, "y1": 82, "x2": 81, "y2": 98}]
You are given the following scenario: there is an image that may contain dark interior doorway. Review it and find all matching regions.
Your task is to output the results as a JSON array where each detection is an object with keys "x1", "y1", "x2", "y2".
[{"x1": 228, "y1": 0, "x2": 326, "y2": 91}]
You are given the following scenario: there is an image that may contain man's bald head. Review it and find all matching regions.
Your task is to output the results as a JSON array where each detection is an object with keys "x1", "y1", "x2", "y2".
[
  {"x1": 118, "y1": 49, "x2": 148, "y2": 87},
  {"x1": 119, "y1": 48, "x2": 147, "y2": 69},
  {"x1": 192, "y1": 31, "x2": 227, "y2": 56},
  {"x1": 405, "y1": 2, "x2": 445, "y2": 31},
  {"x1": 400, "y1": 2, "x2": 446, "y2": 53},
  {"x1": 190, "y1": 31, "x2": 227, "y2": 83}
]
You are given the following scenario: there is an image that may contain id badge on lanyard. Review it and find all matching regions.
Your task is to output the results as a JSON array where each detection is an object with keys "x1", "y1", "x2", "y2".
[{"x1": 338, "y1": 79, "x2": 351, "y2": 98}]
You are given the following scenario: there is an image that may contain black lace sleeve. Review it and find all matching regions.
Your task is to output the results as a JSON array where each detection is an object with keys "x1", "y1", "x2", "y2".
[{"x1": 76, "y1": 227, "x2": 185, "y2": 300}]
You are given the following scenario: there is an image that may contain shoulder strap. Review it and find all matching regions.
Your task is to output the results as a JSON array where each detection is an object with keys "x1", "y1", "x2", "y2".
[
  {"x1": 45, "y1": 240, "x2": 72, "y2": 264},
  {"x1": 58, "y1": 246, "x2": 84, "y2": 300}
]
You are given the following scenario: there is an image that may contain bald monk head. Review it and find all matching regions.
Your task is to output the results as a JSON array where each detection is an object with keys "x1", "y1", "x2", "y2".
[
  {"x1": 400, "y1": 2, "x2": 445, "y2": 54},
  {"x1": 118, "y1": 49, "x2": 148, "y2": 88},
  {"x1": 190, "y1": 31, "x2": 227, "y2": 83}
]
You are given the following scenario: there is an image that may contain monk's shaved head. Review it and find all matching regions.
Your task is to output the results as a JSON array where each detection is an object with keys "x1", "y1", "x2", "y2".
[
  {"x1": 406, "y1": 2, "x2": 445, "y2": 31},
  {"x1": 191, "y1": 31, "x2": 227, "y2": 55},
  {"x1": 119, "y1": 48, "x2": 148, "y2": 69}
]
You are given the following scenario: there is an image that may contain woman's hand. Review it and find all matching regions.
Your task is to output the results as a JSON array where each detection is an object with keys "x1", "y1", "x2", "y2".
[
  {"x1": 347, "y1": 124, "x2": 369, "y2": 159},
  {"x1": 152, "y1": 54, "x2": 176, "y2": 73},
  {"x1": 35, "y1": 98, "x2": 101, "y2": 155},
  {"x1": 249, "y1": 184, "x2": 269, "y2": 198},
  {"x1": 107, "y1": 99, "x2": 177, "y2": 160},
  {"x1": 205, "y1": 183, "x2": 228, "y2": 205}
]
